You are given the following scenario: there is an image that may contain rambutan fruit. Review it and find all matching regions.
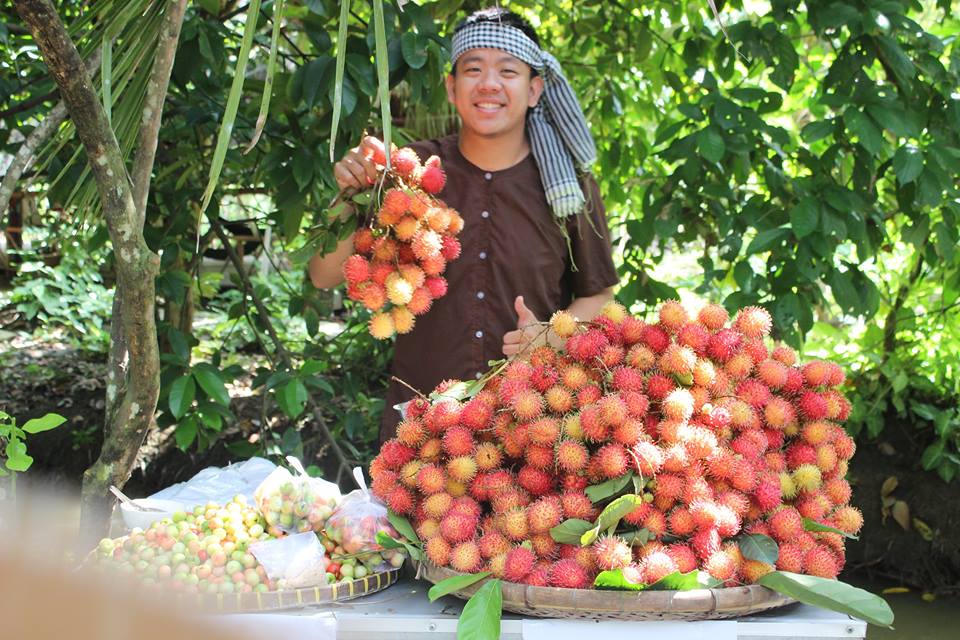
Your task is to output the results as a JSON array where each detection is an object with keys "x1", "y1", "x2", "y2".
[
  {"x1": 737, "y1": 378, "x2": 773, "y2": 408},
  {"x1": 679, "y1": 424, "x2": 719, "y2": 460},
  {"x1": 548, "y1": 559, "x2": 592, "y2": 589},
  {"x1": 419, "y1": 253, "x2": 446, "y2": 276},
  {"x1": 353, "y1": 227, "x2": 375, "y2": 254},
  {"x1": 779, "y1": 472, "x2": 798, "y2": 501},
  {"x1": 379, "y1": 439, "x2": 415, "y2": 469},
  {"x1": 704, "y1": 550, "x2": 738, "y2": 582},
  {"x1": 396, "y1": 418, "x2": 427, "y2": 447},
  {"x1": 447, "y1": 540, "x2": 483, "y2": 573},
  {"x1": 577, "y1": 384, "x2": 603, "y2": 406},
  {"x1": 478, "y1": 531, "x2": 511, "y2": 559},
  {"x1": 391, "y1": 306, "x2": 416, "y2": 334},
  {"x1": 771, "y1": 345, "x2": 796, "y2": 366},
  {"x1": 645, "y1": 374, "x2": 675, "y2": 401},
  {"x1": 763, "y1": 397, "x2": 797, "y2": 431},
  {"x1": 594, "y1": 444, "x2": 629, "y2": 478},
  {"x1": 822, "y1": 390, "x2": 851, "y2": 421},
  {"x1": 342, "y1": 254, "x2": 370, "y2": 286},
  {"x1": 440, "y1": 512, "x2": 477, "y2": 544},
  {"x1": 641, "y1": 551, "x2": 679, "y2": 583},
  {"x1": 643, "y1": 508, "x2": 669, "y2": 538},
  {"x1": 661, "y1": 443, "x2": 691, "y2": 473},
  {"x1": 752, "y1": 475, "x2": 782, "y2": 512},
  {"x1": 768, "y1": 506, "x2": 804, "y2": 543},
  {"x1": 528, "y1": 417, "x2": 560, "y2": 445},
  {"x1": 416, "y1": 464, "x2": 447, "y2": 495},
  {"x1": 665, "y1": 544, "x2": 698, "y2": 574},
  {"x1": 708, "y1": 329, "x2": 743, "y2": 363},
  {"x1": 425, "y1": 536, "x2": 452, "y2": 566},
  {"x1": 578, "y1": 406, "x2": 607, "y2": 442},
  {"x1": 798, "y1": 391, "x2": 829, "y2": 420},
  {"x1": 611, "y1": 366, "x2": 645, "y2": 393},
  {"x1": 626, "y1": 344, "x2": 657, "y2": 370},
  {"x1": 384, "y1": 485, "x2": 414, "y2": 515},
  {"x1": 447, "y1": 456, "x2": 478, "y2": 484},
  {"x1": 656, "y1": 300, "x2": 688, "y2": 332},
  {"x1": 823, "y1": 477, "x2": 852, "y2": 506},
  {"x1": 548, "y1": 310, "x2": 578, "y2": 339},
  {"x1": 677, "y1": 322, "x2": 712, "y2": 355},
  {"x1": 440, "y1": 235, "x2": 461, "y2": 261},
  {"x1": 630, "y1": 440, "x2": 664, "y2": 476},
  {"x1": 474, "y1": 442, "x2": 502, "y2": 472},
  {"x1": 518, "y1": 466, "x2": 554, "y2": 496},
  {"x1": 529, "y1": 365, "x2": 559, "y2": 393},
  {"x1": 691, "y1": 528, "x2": 722, "y2": 561},
  {"x1": 619, "y1": 316, "x2": 645, "y2": 345},
  {"x1": 499, "y1": 508, "x2": 530, "y2": 542},
  {"x1": 511, "y1": 389, "x2": 544, "y2": 421},
  {"x1": 423, "y1": 492, "x2": 454, "y2": 519},
  {"x1": 556, "y1": 440, "x2": 589, "y2": 473},
  {"x1": 662, "y1": 388, "x2": 695, "y2": 421},
  {"x1": 734, "y1": 306, "x2": 773, "y2": 339},
  {"x1": 741, "y1": 559, "x2": 775, "y2": 583},
  {"x1": 801, "y1": 361, "x2": 833, "y2": 388},
  {"x1": 724, "y1": 351, "x2": 755, "y2": 379},
  {"x1": 816, "y1": 443, "x2": 839, "y2": 474},
  {"x1": 560, "y1": 491, "x2": 595, "y2": 521},
  {"x1": 525, "y1": 444, "x2": 554, "y2": 470},
  {"x1": 803, "y1": 545, "x2": 839, "y2": 579},
  {"x1": 833, "y1": 433, "x2": 856, "y2": 461},
  {"x1": 593, "y1": 535, "x2": 633, "y2": 570},
  {"x1": 831, "y1": 506, "x2": 864, "y2": 535},
  {"x1": 796, "y1": 493, "x2": 831, "y2": 520},
  {"x1": 504, "y1": 547, "x2": 537, "y2": 582},
  {"x1": 639, "y1": 324, "x2": 670, "y2": 353},
  {"x1": 527, "y1": 496, "x2": 564, "y2": 533},
  {"x1": 667, "y1": 506, "x2": 697, "y2": 536},
  {"x1": 368, "y1": 311, "x2": 395, "y2": 339},
  {"x1": 419, "y1": 165, "x2": 447, "y2": 194},
  {"x1": 793, "y1": 464, "x2": 823, "y2": 492},
  {"x1": 698, "y1": 303, "x2": 729, "y2": 330},
  {"x1": 613, "y1": 418, "x2": 645, "y2": 446}
]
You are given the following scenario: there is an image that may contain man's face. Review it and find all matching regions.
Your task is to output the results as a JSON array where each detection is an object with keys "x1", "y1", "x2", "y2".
[{"x1": 445, "y1": 48, "x2": 544, "y2": 139}]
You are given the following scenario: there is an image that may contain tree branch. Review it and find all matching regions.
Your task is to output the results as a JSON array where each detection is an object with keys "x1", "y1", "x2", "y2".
[
  {"x1": 131, "y1": 0, "x2": 189, "y2": 221},
  {"x1": 0, "y1": 88, "x2": 58, "y2": 119}
]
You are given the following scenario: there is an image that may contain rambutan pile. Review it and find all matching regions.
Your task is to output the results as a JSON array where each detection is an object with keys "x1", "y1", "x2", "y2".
[
  {"x1": 342, "y1": 150, "x2": 462, "y2": 340},
  {"x1": 369, "y1": 301, "x2": 861, "y2": 589}
]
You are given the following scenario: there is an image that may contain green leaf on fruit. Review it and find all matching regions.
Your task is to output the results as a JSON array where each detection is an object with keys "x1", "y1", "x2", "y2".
[
  {"x1": 649, "y1": 570, "x2": 722, "y2": 591},
  {"x1": 585, "y1": 471, "x2": 633, "y2": 503},
  {"x1": 594, "y1": 568, "x2": 646, "y2": 591},
  {"x1": 457, "y1": 578, "x2": 502, "y2": 640},
  {"x1": 737, "y1": 533, "x2": 779, "y2": 564},
  {"x1": 22, "y1": 413, "x2": 66, "y2": 434},
  {"x1": 802, "y1": 517, "x2": 859, "y2": 540},
  {"x1": 388, "y1": 510, "x2": 420, "y2": 543},
  {"x1": 375, "y1": 531, "x2": 422, "y2": 562},
  {"x1": 620, "y1": 528, "x2": 651, "y2": 545},
  {"x1": 759, "y1": 571, "x2": 894, "y2": 628},
  {"x1": 427, "y1": 571, "x2": 490, "y2": 602},
  {"x1": 549, "y1": 518, "x2": 594, "y2": 544},
  {"x1": 582, "y1": 494, "x2": 643, "y2": 546}
]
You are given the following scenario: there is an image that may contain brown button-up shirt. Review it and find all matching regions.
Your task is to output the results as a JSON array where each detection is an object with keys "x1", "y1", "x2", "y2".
[{"x1": 380, "y1": 134, "x2": 619, "y2": 441}]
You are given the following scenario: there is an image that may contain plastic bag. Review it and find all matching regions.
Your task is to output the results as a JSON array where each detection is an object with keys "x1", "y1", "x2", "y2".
[
  {"x1": 253, "y1": 456, "x2": 341, "y2": 536},
  {"x1": 324, "y1": 468, "x2": 406, "y2": 573},
  {"x1": 150, "y1": 457, "x2": 277, "y2": 509},
  {"x1": 249, "y1": 532, "x2": 329, "y2": 590}
]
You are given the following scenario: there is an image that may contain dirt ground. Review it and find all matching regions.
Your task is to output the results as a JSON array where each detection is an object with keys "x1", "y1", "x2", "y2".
[{"x1": 2, "y1": 337, "x2": 957, "y2": 594}]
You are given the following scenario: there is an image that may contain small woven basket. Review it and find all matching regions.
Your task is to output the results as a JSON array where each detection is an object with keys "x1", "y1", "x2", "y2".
[{"x1": 420, "y1": 564, "x2": 795, "y2": 621}]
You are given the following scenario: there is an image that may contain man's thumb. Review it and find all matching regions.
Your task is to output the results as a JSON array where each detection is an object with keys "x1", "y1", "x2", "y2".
[{"x1": 515, "y1": 296, "x2": 537, "y2": 328}]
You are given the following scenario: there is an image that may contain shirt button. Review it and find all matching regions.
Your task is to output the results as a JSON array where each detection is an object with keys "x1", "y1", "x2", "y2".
[
  {"x1": 481, "y1": 210, "x2": 490, "y2": 219},
  {"x1": 484, "y1": 172, "x2": 492, "y2": 180},
  {"x1": 477, "y1": 291, "x2": 485, "y2": 300},
  {"x1": 479, "y1": 251, "x2": 487, "y2": 260},
  {"x1": 475, "y1": 372, "x2": 483, "y2": 380},
  {"x1": 475, "y1": 330, "x2": 484, "y2": 339}
]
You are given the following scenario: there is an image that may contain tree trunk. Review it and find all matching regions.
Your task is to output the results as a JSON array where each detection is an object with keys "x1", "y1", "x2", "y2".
[{"x1": 12, "y1": 0, "x2": 188, "y2": 548}]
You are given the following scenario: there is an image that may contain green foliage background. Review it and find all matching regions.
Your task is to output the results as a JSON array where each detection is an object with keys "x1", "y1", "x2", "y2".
[{"x1": 1, "y1": 0, "x2": 958, "y2": 479}]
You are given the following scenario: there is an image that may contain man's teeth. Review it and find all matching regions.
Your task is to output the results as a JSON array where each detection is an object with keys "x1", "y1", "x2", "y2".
[{"x1": 477, "y1": 103, "x2": 502, "y2": 109}]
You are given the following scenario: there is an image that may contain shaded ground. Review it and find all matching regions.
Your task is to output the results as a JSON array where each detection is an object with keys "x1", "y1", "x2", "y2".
[{"x1": 2, "y1": 336, "x2": 958, "y2": 595}]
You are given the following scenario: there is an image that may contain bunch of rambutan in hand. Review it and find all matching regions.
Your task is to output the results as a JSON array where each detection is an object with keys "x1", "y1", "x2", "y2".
[
  {"x1": 368, "y1": 300, "x2": 863, "y2": 590},
  {"x1": 342, "y1": 146, "x2": 463, "y2": 339}
]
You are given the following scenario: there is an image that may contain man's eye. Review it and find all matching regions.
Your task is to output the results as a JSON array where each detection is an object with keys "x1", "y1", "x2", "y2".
[
  {"x1": 502, "y1": 69, "x2": 518, "y2": 76},
  {"x1": 465, "y1": 67, "x2": 480, "y2": 73}
]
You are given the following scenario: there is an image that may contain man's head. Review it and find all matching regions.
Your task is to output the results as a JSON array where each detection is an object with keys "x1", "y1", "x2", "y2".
[{"x1": 446, "y1": 8, "x2": 544, "y2": 140}]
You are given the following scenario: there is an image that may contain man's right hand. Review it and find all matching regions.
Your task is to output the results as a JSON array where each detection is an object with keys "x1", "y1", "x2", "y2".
[{"x1": 333, "y1": 136, "x2": 384, "y2": 192}]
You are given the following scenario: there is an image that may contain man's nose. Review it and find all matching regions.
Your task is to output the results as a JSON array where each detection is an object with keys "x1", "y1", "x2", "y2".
[{"x1": 477, "y1": 70, "x2": 502, "y2": 92}]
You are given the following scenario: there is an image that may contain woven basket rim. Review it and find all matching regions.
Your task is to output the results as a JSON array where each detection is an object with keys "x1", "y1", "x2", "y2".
[{"x1": 419, "y1": 563, "x2": 796, "y2": 620}]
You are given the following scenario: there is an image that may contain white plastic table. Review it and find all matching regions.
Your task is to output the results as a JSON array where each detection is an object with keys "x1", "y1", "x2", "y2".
[{"x1": 225, "y1": 577, "x2": 868, "y2": 640}]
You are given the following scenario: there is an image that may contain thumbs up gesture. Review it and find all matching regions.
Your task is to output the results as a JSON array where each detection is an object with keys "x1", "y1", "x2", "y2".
[{"x1": 502, "y1": 296, "x2": 543, "y2": 357}]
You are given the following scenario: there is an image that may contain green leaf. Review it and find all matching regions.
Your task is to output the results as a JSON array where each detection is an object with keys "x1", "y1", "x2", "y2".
[
  {"x1": 801, "y1": 120, "x2": 834, "y2": 143},
  {"x1": 697, "y1": 126, "x2": 726, "y2": 163},
  {"x1": 759, "y1": 572, "x2": 894, "y2": 628},
  {"x1": 428, "y1": 571, "x2": 490, "y2": 602},
  {"x1": 737, "y1": 533, "x2": 779, "y2": 564},
  {"x1": 594, "y1": 568, "x2": 645, "y2": 591},
  {"x1": 789, "y1": 197, "x2": 819, "y2": 239},
  {"x1": 892, "y1": 146, "x2": 923, "y2": 184},
  {"x1": 243, "y1": 0, "x2": 285, "y2": 154},
  {"x1": 844, "y1": 108, "x2": 884, "y2": 155},
  {"x1": 372, "y1": 0, "x2": 391, "y2": 168},
  {"x1": 193, "y1": 364, "x2": 231, "y2": 407},
  {"x1": 22, "y1": 413, "x2": 67, "y2": 434},
  {"x1": 456, "y1": 579, "x2": 502, "y2": 640},
  {"x1": 175, "y1": 417, "x2": 198, "y2": 450},
  {"x1": 549, "y1": 518, "x2": 594, "y2": 544},
  {"x1": 279, "y1": 379, "x2": 308, "y2": 419},
  {"x1": 400, "y1": 32, "x2": 428, "y2": 69},
  {"x1": 375, "y1": 531, "x2": 423, "y2": 561},
  {"x1": 803, "y1": 517, "x2": 859, "y2": 540},
  {"x1": 649, "y1": 570, "x2": 722, "y2": 591},
  {"x1": 198, "y1": 0, "x2": 264, "y2": 219},
  {"x1": 4, "y1": 440, "x2": 33, "y2": 472},
  {"x1": 328, "y1": 0, "x2": 352, "y2": 161},
  {"x1": 168, "y1": 375, "x2": 196, "y2": 419},
  {"x1": 746, "y1": 228, "x2": 789, "y2": 255},
  {"x1": 582, "y1": 495, "x2": 643, "y2": 546},
  {"x1": 921, "y1": 440, "x2": 944, "y2": 470},
  {"x1": 388, "y1": 510, "x2": 420, "y2": 543},
  {"x1": 585, "y1": 471, "x2": 633, "y2": 502},
  {"x1": 619, "y1": 528, "x2": 652, "y2": 545}
]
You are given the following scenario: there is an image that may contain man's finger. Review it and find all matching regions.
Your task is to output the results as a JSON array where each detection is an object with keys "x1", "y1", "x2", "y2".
[
  {"x1": 514, "y1": 295, "x2": 538, "y2": 328},
  {"x1": 334, "y1": 162, "x2": 362, "y2": 190}
]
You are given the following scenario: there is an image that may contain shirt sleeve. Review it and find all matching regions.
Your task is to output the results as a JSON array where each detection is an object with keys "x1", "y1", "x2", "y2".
[{"x1": 566, "y1": 174, "x2": 619, "y2": 297}]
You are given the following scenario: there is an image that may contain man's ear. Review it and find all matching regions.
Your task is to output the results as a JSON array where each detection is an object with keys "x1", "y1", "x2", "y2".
[
  {"x1": 528, "y1": 74, "x2": 544, "y2": 108},
  {"x1": 445, "y1": 73, "x2": 456, "y2": 105}
]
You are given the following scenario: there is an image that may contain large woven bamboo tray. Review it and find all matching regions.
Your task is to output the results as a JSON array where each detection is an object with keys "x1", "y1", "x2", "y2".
[{"x1": 421, "y1": 563, "x2": 795, "y2": 621}]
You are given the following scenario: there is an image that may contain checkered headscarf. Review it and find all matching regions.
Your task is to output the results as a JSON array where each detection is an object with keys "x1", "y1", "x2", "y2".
[{"x1": 452, "y1": 21, "x2": 597, "y2": 219}]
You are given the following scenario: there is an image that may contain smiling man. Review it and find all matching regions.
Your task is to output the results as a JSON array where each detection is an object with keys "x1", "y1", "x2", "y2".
[{"x1": 310, "y1": 8, "x2": 618, "y2": 442}]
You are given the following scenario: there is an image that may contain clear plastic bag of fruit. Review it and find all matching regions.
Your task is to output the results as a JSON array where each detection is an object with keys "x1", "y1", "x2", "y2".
[
  {"x1": 324, "y1": 468, "x2": 407, "y2": 572},
  {"x1": 253, "y1": 456, "x2": 342, "y2": 536},
  {"x1": 249, "y1": 531, "x2": 329, "y2": 590}
]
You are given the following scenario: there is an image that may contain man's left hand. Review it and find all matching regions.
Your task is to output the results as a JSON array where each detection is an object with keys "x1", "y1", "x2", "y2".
[{"x1": 502, "y1": 295, "x2": 543, "y2": 357}]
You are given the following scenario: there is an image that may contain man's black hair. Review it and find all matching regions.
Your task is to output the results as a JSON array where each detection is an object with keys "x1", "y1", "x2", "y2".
[{"x1": 450, "y1": 7, "x2": 541, "y2": 76}]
